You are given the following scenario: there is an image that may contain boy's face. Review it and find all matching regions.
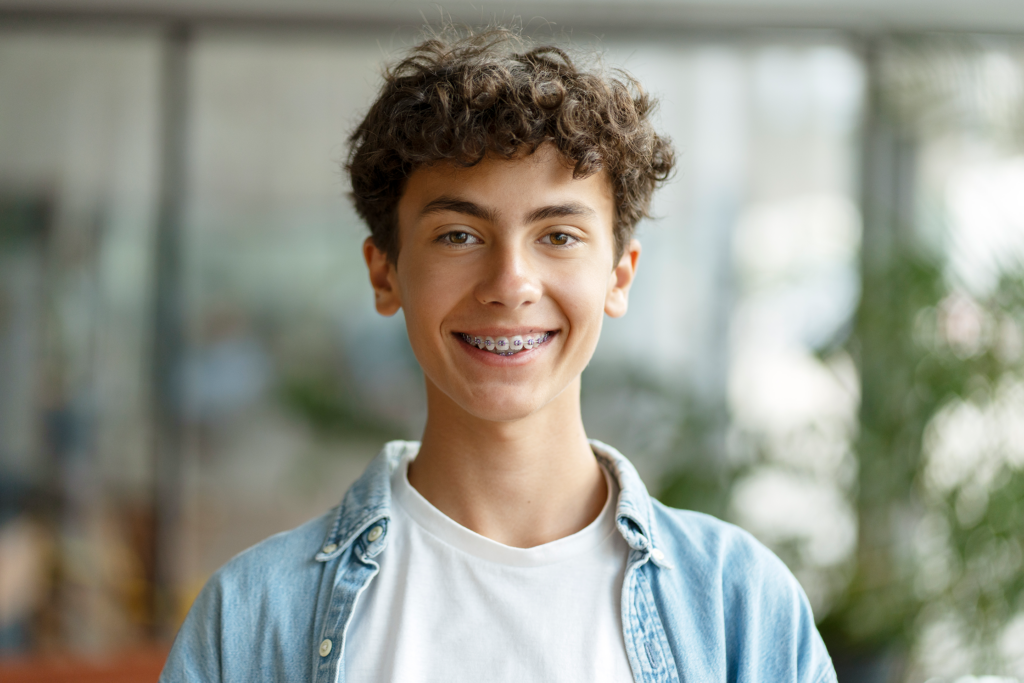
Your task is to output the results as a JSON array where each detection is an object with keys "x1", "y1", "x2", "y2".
[{"x1": 364, "y1": 143, "x2": 640, "y2": 423}]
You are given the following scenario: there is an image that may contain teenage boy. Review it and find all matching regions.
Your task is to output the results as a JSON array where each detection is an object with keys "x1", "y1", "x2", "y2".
[{"x1": 162, "y1": 28, "x2": 837, "y2": 683}]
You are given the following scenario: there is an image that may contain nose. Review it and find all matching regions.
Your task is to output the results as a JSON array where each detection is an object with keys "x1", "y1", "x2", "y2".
[{"x1": 474, "y1": 242, "x2": 542, "y2": 309}]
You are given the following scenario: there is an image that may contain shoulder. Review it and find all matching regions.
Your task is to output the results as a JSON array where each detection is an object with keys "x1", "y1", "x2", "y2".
[
  {"x1": 208, "y1": 508, "x2": 335, "y2": 595},
  {"x1": 651, "y1": 499, "x2": 796, "y2": 593},
  {"x1": 648, "y1": 500, "x2": 837, "y2": 683},
  {"x1": 160, "y1": 509, "x2": 336, "y2": 683},
  {"x1": 184, "y1": 508, "x2": 335, "y2": 634}
]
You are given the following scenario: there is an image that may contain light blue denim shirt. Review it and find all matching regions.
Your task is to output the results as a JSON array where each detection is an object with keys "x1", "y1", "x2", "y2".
[{"x1": 161, "y1": 440, "x2": 837, "y2": 683}]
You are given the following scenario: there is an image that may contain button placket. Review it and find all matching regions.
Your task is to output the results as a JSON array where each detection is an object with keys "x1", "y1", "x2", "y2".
[{"x1": 625, "y1": 560, "x2": 681, "y2": 682}]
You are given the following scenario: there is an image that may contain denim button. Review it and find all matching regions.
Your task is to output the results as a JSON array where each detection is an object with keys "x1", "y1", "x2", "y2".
[
  {"x1": 322, "y1": 543, "x2": 338, "y2": 554},
  {"x1": 367, "y1": 525, "x2": 383, "y2": 542},
  {"x1": 650, "y1": 548, "x2": 665, "y2": 562},
  {"x1": 319, "y1": 639, "x2": 332, "y2": 657}
]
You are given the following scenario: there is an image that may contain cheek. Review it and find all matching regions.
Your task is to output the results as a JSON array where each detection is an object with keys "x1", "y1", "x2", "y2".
[
  {"x1": 550, "y1": 267, "x2": 610, "y2": 337},
  {"x1": 397, "y1": 258, "x2": 466, "y2": 339}
]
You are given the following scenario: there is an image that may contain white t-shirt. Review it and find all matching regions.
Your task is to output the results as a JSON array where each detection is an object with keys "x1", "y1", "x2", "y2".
[{"x1": 343, "y1": 454, "x2": 635, "y2": 683}]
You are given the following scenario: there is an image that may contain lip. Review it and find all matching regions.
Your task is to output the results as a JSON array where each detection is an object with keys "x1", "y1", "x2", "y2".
[
  {"x1": 454, "y1": 327, "x2": 555, "y2": 338},
  {"x1": 453, "y1": 329, "x2": 559, "y2": 366}
]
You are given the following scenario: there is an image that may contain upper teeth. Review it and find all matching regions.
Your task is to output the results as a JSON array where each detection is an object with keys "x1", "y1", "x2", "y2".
[{"x1": 462, "y1": 332, "x2": 550, "y2": 355}]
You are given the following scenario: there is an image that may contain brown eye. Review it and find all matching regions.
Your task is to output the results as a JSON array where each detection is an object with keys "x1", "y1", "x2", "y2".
[
  {"x1": 449, "y1": 231, "x2": 469, "y2": 244},
  {"x1": 549, "y1": 233, "x2": 569, "y2": 246}
]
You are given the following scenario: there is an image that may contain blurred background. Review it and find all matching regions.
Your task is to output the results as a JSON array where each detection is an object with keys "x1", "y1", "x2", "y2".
[{"x1": 0, "y1": 1, "x2": 1023, "y2": 681}]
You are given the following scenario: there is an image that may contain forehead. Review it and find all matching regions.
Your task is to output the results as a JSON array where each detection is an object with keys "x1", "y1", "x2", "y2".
[{"x1": 397, "y1": 144, "x2": 614, "y2": 225}]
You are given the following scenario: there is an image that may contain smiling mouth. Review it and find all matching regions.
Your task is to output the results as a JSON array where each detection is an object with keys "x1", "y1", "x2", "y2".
[{"x1": 457, "y1": 331, "x2": 554, "y2": 356}]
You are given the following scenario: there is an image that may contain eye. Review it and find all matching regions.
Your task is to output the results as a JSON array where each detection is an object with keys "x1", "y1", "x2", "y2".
[
  {"x1": 437, "y1": 230, "x2": 481, "y2": 246},
  {"x1": 542, "y1": 232, "x2": 578, "y2": 246}
]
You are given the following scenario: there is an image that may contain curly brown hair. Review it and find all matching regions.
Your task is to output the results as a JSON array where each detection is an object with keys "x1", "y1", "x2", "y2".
[{"x1": 346, "y1": 27, "x2": 675, "y2": 263}]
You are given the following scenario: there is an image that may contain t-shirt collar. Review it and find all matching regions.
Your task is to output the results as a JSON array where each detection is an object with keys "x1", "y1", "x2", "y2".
[{"x1": 314, "y1": 438, "x2": 662, "y2": 563}]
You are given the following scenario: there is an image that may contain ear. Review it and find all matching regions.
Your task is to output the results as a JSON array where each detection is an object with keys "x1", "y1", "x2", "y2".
[
  {"x1": 363, "y1": 237, "x2": 402, "y2": 316},
  {"x1": 604, "y1": 238, "x2": 641, "y2": 318}
]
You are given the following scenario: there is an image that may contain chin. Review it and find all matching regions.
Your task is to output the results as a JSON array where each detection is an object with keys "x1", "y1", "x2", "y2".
[{"x1": 458, "y1": 394, "x2": 547, "y2": 423}]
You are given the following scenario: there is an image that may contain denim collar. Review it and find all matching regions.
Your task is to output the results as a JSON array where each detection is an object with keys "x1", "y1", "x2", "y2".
[{"x1": 313, "y1": 439, "x2": 667, "y2": 566}]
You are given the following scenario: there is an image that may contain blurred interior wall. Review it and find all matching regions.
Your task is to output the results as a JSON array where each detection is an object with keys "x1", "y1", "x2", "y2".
[
  {"x1": 0, "y1": 26, "x2": 162, "y2": 651},
  {"x1": 1, "y1": 12, "x2": 1023, "y2": 681},
  {"x1": 0, "y1": 18, "x2": 865, "y2": 654}
]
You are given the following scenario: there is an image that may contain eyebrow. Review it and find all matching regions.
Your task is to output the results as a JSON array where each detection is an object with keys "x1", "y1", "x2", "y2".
[
  {"x1": 525, "y1": 202, "x2": 596, "y2": 224},
  {"x1": 420, "y1": 196, "x2": 498, "y2": 223},
  {"x1": 419, "y1": 196, "x2": 597, "y2": 225}
]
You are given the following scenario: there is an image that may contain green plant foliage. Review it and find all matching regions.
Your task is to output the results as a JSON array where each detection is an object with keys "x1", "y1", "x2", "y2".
[
  {"x1": 821, "y1": 252, "x2": 948, "y2": 650},
  {"x1": 939, "y1": 466, "x2": 1024, "y2": 669},
  {"x1": 654, "y1": 397, "x2": 734, "y2": 520},
  {"x1": 580, "y1": 364, "x2": 732, "y2": 519},
  {"x1": 278, "y1": 374, "x2": 405, "y2": 442},
  {"x1": 822, "y1": 246, "x2": 1024, "y2": 673}
]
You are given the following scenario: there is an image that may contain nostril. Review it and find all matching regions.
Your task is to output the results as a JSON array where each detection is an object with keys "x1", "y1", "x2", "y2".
[{"x1": 475, "y1": 264, "x2": 543, "y2": 308}]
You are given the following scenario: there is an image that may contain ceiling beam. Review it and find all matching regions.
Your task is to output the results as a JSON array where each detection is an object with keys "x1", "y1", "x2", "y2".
[{"x1": 0, "y1": 0, "x2": 1022, "y2": 34}]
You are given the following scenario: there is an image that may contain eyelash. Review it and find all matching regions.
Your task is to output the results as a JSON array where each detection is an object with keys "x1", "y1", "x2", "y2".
[
  {"x1": 436, "y1": 230, "x2": 481, "y2": 247},
  {"x1": 541, "y1": 232, "x2": 580, "y2": 247},
  {"x1": 434, "y1": 230, "x2": 581, "y2": 248}
]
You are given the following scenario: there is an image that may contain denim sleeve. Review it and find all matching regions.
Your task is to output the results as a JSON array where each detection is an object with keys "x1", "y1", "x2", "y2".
[
  {"x1": 720, "y1": 528, "x2": 839, "y2": 683},
  {"x1": 158, "y1": 514, "x2": 329, "y2": 683},
  {"x1": 649, "y1": 503, "x2": 837, "y2": 683},
  {"x1": 774, "y1": 575, "x2": 836, "y2": 683},
  {"x1": 160, "y1": 572, "x2": 228, "y2": 683},
  {"x1": 718, "y1": 522, "x2": 838, "y2": 683}
]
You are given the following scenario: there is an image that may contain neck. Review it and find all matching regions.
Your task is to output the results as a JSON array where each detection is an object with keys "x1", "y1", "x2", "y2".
[{"x1": 408, "y1": 376, "x2": 607, "y2": 548}]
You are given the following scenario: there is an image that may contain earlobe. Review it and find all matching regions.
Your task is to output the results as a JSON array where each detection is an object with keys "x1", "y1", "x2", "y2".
[
  {"x1": 363, "y1": 237, "x2": 402, "y2": 316},
  {"x1": 604, "y1": 238, "x2": 641, "y2": 318}
]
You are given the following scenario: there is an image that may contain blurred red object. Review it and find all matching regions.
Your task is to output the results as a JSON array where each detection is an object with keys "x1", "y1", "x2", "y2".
[{"x1": 0, "y1": 646, "x2": 169, "y2": 683}]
